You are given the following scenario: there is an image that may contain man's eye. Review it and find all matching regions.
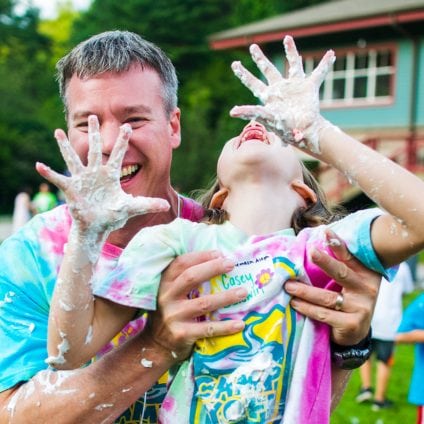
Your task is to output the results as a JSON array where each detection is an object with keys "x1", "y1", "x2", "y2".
[
  {"x1": 126, "y1": 117, "x2": 147, "y2": 126},
  {"x1": 76, "y1": 122, "x2": 88, "y2": 129}
]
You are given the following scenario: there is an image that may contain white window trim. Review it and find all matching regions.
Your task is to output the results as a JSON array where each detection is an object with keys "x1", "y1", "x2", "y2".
[{"x1": 304, "y1": 45, "x2": 395, "y2": 108}]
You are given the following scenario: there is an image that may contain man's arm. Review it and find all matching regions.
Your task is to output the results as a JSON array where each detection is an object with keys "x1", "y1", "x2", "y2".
[
  {"x1": 0, "y1": 331, "x2": 177, "y2": 423},
  {"x1": 0, "y1": 251, "x2": 247, "y2": 423}
]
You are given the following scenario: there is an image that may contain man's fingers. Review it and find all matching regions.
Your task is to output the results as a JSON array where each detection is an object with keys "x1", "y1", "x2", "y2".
[
  {"x1": 127, "y1": 196, "x2": 170, "y2": 217},
  {"x1": 285, "y1": 282, "x2": 347, "y2": 310},
  {"x1": 309, "y1": 248, "x2": 360, "y2": 291},
  {"x1": 160, "y1": 252, "x2": 233, "y2": 297},
  {"x1": 186, "y1": 288, "x2": 248, "y2": 319},
  {"x1": 35, "y1": 162, "x2": 69, "y2": 192},
  {"x1": 189, "y1": 319, "x2": 245, "y2": 340},
  {"x1": 54, "y1": 129, "x2": 83, "y2": 175},
  {"x1": 323, "y1": 229, "x2": 354, "y2": 262},
  {"x1": 290, "y1": 297, "x2": 341, "y2": 323},
  {"x1": 87, "y1": 115, "x2": 102, "y2": 168},
  {"x1": 109, "y1": 124, "x2": 132, "y2": 171}
]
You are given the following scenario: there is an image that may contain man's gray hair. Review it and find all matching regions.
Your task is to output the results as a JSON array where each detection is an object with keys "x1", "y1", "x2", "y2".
[{"x1": 56, "y1": 30, "x2": 178, "y2": 116}]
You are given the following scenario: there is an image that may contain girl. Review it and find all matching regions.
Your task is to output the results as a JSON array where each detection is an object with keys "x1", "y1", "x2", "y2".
[{"x1": 40, "y1": 36, "x2": 424, "y2": 423}]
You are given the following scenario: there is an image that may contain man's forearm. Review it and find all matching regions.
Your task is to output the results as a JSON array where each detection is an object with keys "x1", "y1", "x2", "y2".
[
  {"x1": 330, "y1": 366, "x2": 352, "y2": 412},
  {"x1": 0, "y1": 332, "x2": 176, "y2": 423}
]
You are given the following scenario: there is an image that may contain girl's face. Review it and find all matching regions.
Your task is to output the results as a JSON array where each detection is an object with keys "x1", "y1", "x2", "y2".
[{"x1": 217, "y1": 121, "x2": 303, "y2": 188}]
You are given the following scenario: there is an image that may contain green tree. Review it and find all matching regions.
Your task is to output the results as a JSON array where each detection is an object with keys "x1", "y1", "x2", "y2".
[{"x1": 0, "y1": 2, "x2": 63, "y2": 212}]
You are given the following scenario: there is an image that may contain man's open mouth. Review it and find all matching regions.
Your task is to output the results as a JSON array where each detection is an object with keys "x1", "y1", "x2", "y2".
[{"x1": 120, "y1": 164, "x2": 140, "y2": 181}]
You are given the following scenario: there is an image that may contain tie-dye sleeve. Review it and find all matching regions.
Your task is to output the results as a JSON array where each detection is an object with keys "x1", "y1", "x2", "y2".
[
  {"x1": 328, "y1": 208, "x2": 398, "y2": 281},
  {"x1": 93, "y1": 218, "x2": 188, "y2": 310}
]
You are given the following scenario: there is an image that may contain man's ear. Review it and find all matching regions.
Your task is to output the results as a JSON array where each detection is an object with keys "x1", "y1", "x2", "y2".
[
  {"x1": 169, "y1": 107, "x2": 181, "y2": 149},
  {"x1": 291, "y1": 180, "x2": 317, "y2": 204},
  {"x1": 210, "y1": 188, "x2": 229, "y2": 209}
]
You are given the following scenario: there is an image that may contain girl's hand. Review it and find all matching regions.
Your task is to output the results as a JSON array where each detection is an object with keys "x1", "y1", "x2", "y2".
[
  {"x1": 230, "y1": 35, "x2": 336, "y2": 154},
  {"x1": 35, "y1": 115, "x2": 169, "y2": 259}
]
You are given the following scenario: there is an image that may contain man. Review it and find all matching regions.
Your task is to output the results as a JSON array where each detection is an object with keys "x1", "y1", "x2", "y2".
[{"x1": 0, "y1": 31, "x2": 379, "y2": 423}]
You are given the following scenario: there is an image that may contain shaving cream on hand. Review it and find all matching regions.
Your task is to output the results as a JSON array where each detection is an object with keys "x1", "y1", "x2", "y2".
[{"x1": 230, "y1": 35, "x2": 337, "y2": 154}]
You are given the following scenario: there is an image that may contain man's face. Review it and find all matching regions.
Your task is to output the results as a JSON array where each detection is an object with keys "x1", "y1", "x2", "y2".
[{"x1": 65, "y1": 64, "x2": 181, "y2": 199}]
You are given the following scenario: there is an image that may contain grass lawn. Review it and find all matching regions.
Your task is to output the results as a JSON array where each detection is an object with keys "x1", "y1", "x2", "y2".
[{"x1": 331, "y1": 289, "x2": 423, "y2": 423}]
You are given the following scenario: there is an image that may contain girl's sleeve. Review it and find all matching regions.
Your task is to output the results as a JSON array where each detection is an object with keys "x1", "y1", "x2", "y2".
[
  {"x1": 92, "y1": 219, "x2": 186, "y2": 310},
  {"x1": 329, "y1": 208, "x2": 398, "y2": 281}
]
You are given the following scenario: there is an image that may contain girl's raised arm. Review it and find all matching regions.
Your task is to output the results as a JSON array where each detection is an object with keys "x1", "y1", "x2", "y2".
[{"x1": 230, "y1": 35, "x2": 424, "y2": 268}]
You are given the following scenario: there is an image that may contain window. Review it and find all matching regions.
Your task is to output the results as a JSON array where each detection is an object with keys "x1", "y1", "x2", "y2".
[{"x1": 304, "y1": 46, "x2": 395, "y2": 107}]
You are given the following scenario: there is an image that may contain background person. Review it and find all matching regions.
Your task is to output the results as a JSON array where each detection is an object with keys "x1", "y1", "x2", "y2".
[
  {"x1": 0, "y1": 31, "x2": 380, "y2": 423},
  {"x1": 31, "y1": 182, "x2": 58, "y2": 214},
  {"x1": 396, "y1": 293, "x2": 424, "y2": 424},
  {"x1": 356, "y1": 261, "x2": 414, "y2": 410},
  {"x1": 11, "y1": 186, "x2": 33, "y2": 233}
]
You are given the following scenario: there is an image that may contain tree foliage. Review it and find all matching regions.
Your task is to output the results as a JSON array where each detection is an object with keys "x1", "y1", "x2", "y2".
[
  {"x1": 0, "y1": 1, "x2": 65, "y2": 212},
  {"x1": 0, "y1": 0, "x2": 324, "y2": 213}
]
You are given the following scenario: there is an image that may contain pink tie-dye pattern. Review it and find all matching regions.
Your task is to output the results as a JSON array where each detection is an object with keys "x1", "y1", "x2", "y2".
[{"x1": 39, "y1": 210, "x2": 72, "y2": 261}]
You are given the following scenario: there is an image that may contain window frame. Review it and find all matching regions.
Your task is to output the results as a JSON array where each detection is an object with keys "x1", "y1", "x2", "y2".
[{"x1": 303, "y1": 42, "x2": 397, "y2": 109}]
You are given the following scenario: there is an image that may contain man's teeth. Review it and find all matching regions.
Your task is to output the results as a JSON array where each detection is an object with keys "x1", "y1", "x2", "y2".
[{"x1": 120, "y1": 165, "x2": 139, "y2": 179}]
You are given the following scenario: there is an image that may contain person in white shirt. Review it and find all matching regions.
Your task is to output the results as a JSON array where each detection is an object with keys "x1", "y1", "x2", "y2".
[{"x1": 356, "y1": 261, "x2": 414, "y2": 410}]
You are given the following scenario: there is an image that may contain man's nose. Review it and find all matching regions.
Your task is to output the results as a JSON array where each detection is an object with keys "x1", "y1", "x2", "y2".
[{"x1": 100, "y1": 123, "x2": 123, "y2": 157}]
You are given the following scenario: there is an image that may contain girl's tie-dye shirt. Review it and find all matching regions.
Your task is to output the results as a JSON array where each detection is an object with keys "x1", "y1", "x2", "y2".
[{"x1": 95, "y1": 209, "x2": 394, "y2": 424}]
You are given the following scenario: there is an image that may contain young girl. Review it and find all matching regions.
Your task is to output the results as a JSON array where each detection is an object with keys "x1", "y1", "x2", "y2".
[{"x1": 39, "y1": 36, "x2": 424, "y2": 423}]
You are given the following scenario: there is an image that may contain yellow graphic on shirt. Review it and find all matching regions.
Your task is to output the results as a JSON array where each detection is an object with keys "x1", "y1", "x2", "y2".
[{"x1": 188, "y1": 255, "x2": 299, "y2": 423}]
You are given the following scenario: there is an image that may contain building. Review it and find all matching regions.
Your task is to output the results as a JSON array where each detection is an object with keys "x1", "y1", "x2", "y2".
[{"x1": 209, "y1": 0, "x2": 424, "y2": 207}]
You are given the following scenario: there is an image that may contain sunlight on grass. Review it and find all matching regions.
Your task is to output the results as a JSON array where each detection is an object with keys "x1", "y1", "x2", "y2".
[{"x1": 331, "y1": 290, "x2": 423, "y2": 423}]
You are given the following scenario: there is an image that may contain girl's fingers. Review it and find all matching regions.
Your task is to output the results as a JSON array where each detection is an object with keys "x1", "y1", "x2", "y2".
[
  {"x1": 54, "y1": 129, "x2": 83, "y2": 175},
  {"x1": 283, "y1": 35, "x2": 305, "y2": 79},
  {"x1": 231, "y1": 61, "x2": 268, "y2": 103},
  {"x1": 230, "y1": 105, "x2": 275, "y2": 123},
  {"x1": 310, "y1": 50, "x2": 335, "y2": 86},
  {"x1": 249, "y1": 44, "x2": 282, "y2": 85}
]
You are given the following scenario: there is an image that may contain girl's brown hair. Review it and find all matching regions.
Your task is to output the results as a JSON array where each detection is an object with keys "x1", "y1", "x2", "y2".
[{"x1": 195, "y1": 163, "x2": 345, "y2": 233}]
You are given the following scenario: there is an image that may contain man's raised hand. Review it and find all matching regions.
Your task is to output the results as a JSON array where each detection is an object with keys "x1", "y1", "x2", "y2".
[{"x1": 36, "y1": 115, "x2": 169, "y2": 243}]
